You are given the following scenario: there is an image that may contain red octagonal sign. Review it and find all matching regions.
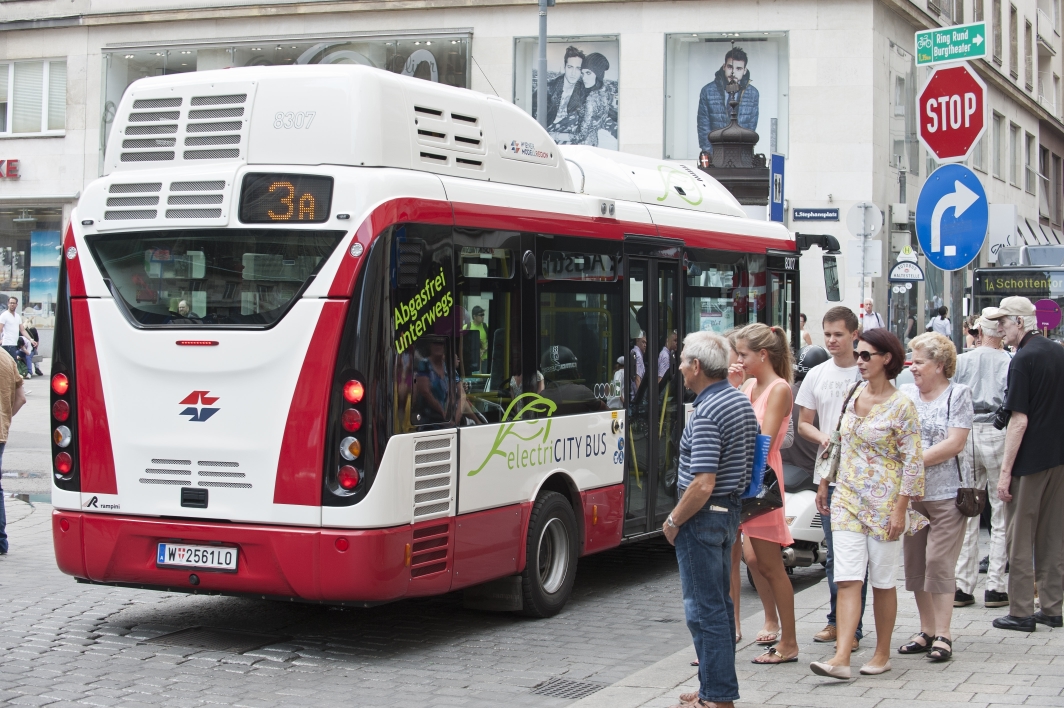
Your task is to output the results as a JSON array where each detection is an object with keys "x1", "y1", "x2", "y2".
[{"x1": 918, "y1": 64, "x2": 987, "y2": 163}]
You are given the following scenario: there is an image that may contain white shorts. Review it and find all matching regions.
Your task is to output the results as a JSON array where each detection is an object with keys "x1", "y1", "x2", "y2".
[{"x1": 832, "y1": 530, "x2": 901, "y2": 590}]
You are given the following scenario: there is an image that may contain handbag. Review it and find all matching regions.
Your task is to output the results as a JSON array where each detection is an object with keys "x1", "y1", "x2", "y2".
[
  {"x1": 952, "y1": 390, "x2": 988, "y2": 517},
  {"x1": 813, "y1": 381, "x2": 862, "y2": 484},
  {"x1": 741, "y1": 465, "x2": 784, "y2": 523}
]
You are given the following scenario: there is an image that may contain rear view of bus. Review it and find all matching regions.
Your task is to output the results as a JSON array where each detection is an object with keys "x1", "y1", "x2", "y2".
[{"x1": 51, "y1": 64, "x2": 794, "y2": 616}]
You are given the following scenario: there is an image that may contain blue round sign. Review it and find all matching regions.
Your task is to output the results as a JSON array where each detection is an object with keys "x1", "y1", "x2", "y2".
[{"x1": 915, "y1": 164, "x2": 989, "y2": 271}]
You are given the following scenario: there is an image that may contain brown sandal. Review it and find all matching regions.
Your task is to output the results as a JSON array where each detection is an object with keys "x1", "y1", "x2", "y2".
[{"x1": 751, "y1": 646, "x2": 799, "y2": 664}]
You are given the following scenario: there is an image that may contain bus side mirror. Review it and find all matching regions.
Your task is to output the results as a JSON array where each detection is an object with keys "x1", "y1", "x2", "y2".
[{"x1": 823, "y1": 255, "x2": 841, "y2": 302}]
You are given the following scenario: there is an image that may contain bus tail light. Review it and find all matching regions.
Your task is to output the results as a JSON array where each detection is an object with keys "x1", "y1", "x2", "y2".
[
  {"x1": 53, "y1": 426, "x2": 72, "y2": 448},
  {"x1": 52, "y1": 400, "x2": 70, "y2": 422},
  {"x1": 51, "y1": 373, "x2": 69, "y2": 396},
  {"x1": 339, "y1": 437, "x2": 361, "y2": 461},
  {"x1": 341, "y1": 408, "x2": 362, "y2": 432},
  {"x1": 343, "y1": 380, "x2": 364, "y2": 404},
  {"x1": 337, "y1": 465, "x2": 361, "y2": 490},
  {"x1": 55, "y1": 452, "x2": 73, "y2": 475}
]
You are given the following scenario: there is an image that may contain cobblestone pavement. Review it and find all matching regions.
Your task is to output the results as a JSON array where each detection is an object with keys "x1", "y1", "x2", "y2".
[{"x1": 0, "y1": 497, "x2": 825, "y2": 708}]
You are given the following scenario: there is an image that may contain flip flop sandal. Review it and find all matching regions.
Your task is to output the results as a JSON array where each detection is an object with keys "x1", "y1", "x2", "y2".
[
  {"x1": 754, "y1": 631, "x2": 780, "y2": 645},
  {"x1": 751, "y1": 646, "x2": 799, "y2": 664},
  {"x1": 678, "y1": 691, "x2": 699, "y2": 703},
  {"x1": 927, "y1": 636, "x2": 952, "y2": 662},
  {"x1": 898, "y1": 631, "x2": 933, "y2": 654}
]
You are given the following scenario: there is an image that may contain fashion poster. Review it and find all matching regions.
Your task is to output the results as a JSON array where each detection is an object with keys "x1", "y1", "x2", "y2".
[
  {"x1": 514, "y1": 38, "x2": 620, "y2": 150},
  {"x1": 664, "y1": 35, "x2": 788, "y2": 161}
]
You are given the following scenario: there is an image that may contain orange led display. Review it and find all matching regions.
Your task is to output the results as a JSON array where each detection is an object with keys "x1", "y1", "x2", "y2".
[{"x1": 240, "y1": 173, "x2": 332, "y2": 223}]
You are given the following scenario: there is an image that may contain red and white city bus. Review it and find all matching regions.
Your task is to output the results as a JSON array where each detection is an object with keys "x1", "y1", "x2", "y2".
[{"x1": 50, "y1": 65, "x2": 801, "y2": 616}]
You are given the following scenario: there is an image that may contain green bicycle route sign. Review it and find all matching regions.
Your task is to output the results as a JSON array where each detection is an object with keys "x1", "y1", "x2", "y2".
[{"x1": 916, "y1": 22, "x2": 987, "y2": 66}]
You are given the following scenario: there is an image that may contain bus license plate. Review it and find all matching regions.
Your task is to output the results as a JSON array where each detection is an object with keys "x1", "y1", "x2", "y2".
[{"x1": 156, "y1": 543, "x2": 238, "y2": 571}]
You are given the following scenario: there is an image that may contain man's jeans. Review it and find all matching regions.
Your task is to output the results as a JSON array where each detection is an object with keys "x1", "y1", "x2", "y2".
[
  {"x1": 1, "y1": 345, "x2": 18, "y2": 363},
  {"x1": 675, "y1": 495, "x2": 741, "y2": 703},
  {"x1": 823, "y1": 485, "x2": 867, "y2": 638},
  {"x1": 0, "y1": 442, "x2": 8, "y2": 554}
]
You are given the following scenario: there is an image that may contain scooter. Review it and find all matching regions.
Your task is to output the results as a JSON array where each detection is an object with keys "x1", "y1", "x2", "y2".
[{"x1": 745, "y1": 463, "x2": 827, "y2": 586}]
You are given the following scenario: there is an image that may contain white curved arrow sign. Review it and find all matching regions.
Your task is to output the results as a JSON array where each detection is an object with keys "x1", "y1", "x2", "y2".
[{"x1": 930, "y1": 180, "x2": 980, "y2": 256}]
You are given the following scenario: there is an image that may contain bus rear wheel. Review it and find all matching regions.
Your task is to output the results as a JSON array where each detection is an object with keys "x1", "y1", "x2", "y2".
[{"x1": 520, "y1": 491, "x2": 578, "y2": 618}]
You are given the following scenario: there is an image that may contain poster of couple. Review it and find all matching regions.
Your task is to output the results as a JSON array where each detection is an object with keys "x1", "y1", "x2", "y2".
[{"x1": 515, "y1": 39, "x2": 620, "y2": 150}]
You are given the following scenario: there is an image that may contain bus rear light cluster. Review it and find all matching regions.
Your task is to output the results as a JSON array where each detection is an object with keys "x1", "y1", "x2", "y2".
[
  {"x1": 51, "y1": 373, "x2": 75, "y2": 479},
  {"x1": 331, "y1": 377, "x2": 366, "y2": 495}
]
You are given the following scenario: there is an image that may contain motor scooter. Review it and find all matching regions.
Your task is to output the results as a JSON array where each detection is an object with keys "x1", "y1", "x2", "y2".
[{"x1": 746, "y1": 463, "x2": 827, "y2": 586}]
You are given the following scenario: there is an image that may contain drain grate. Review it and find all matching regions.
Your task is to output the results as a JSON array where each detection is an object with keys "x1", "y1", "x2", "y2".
[
  {"x1": 531, "y1": 678, "x2": 606, "y2": 700},
  {"x1": 144, "y1": 627, "x2": 284, "y2": 653},
  {"x1": 650, "y1": 618, "x2": 683, "y2": 623}
]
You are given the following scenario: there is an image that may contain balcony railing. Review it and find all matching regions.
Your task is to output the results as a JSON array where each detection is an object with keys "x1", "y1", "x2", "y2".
[{"x1": 1037, "y1": 8, "x2": 1059, "y2": 56}]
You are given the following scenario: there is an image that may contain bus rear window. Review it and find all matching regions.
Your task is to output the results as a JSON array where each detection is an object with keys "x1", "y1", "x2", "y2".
[{"x1": 87, "y1": 228, "x2": 346, "y2": 327}]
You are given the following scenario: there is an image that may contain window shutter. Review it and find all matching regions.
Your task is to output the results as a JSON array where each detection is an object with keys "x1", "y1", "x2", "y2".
[
  {"x1": 48, "y1": 61, "x2": 66, "y2": 131},
  {"x1": 12, "y1": 61, "x2": 43, "y2": 133}
]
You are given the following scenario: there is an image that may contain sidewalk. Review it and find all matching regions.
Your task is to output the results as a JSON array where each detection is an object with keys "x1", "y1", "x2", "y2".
[{"x1": 572, "y1": 565, "x2": 1064, "y2": 708}]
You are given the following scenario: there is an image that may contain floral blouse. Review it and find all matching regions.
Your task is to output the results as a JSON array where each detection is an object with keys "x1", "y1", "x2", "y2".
[{"x1": 830, "y1": 383, "x2": 926, "y2": 541}]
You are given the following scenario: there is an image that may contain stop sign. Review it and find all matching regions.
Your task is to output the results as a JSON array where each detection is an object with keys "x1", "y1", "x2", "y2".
[{"x1": 918, "y1": 63, "x2": 987, "y2": 163}]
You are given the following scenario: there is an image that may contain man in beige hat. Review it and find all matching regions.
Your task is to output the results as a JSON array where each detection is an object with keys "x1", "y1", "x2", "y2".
[
  {"x1": 953, "y1": 308, "x2": 1011, "y2": 608},
  {"x1": 987, "y1": 296, "x2": 1064, "y2": 631}
]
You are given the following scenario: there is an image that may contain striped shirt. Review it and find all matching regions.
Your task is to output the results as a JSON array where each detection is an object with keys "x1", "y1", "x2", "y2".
[{"x1": 678, "y1": 380, "x2": 760, "y2": 498}]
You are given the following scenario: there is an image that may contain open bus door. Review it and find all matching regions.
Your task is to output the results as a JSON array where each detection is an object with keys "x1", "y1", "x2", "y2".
[
  {"x1": 623, "y1": 238, "x2": 682, "y2": 537},
  {"x1": 767, "y1": 250, "x2": 800, "y2": 350}
]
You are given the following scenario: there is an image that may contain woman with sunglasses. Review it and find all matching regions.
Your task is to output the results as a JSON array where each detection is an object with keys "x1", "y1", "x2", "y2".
[{"x1": 810, "y1": 328, "x2": 925, "y2": 680}]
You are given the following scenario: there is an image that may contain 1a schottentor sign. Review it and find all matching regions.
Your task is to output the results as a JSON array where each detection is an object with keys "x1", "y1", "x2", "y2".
[{"x1": 916, "y1": 22, "x2": 987, "y2": 66}]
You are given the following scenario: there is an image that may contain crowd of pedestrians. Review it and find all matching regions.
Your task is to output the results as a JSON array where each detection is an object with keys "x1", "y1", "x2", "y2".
[{"x1": 664, "y1": 295, "x2": 1064, "y2": 708}]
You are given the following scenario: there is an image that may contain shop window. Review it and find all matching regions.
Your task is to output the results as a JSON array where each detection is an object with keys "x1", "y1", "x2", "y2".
[
  {"x1": 454, "y1": 235, "x2": 524, "y2": 425},
  {"x1": 664, "y1": 33, "x2": 789, "y2": 161},
  {"x1": 0, "y1": 60, "x2": 66, "y2": 135},
  {"x1": 536, "y1": 236, "x2": 622, "y2": 417},
  {"x1": 513, "y1": 36, "x2": 619, "y2": 150},
  {"x1": 0, "y1": 207, "x2": 63, "y2": 324},
  {"x1": 102, "y1": 35, "x2": 471, "y2": 153}
]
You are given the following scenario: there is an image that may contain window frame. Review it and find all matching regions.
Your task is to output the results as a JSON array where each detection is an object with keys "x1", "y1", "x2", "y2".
[
  {"x1": 1011, "y1": 4, "x2": 1020, "y2": 79},
  {"x1": 993, "y1": 112, "x2": 1006, "y2": 180},
  {"x1": 1010, "y1": 122, "x2": 1021, "y2": 186},
  {"x1": 0, "y1": 58, "x2": 67, "y2": 137},
  {"x1": 994, "y1": 0, "x2": 1004, "y2": 64}
]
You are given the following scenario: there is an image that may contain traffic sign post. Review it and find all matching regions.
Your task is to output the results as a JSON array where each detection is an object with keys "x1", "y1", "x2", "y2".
[
  {"x1": 916, "y1": 22, "x2": 987, "y2": 66},
  {"x1": 918, "y1": 63, "x2": 987, "y2": 163},
  {"x1": 915, "y1": 164, "x2": 989, "y2": 272},
  {"x1": 847, "y1": 202, "x2": 884, "y2": 307}
]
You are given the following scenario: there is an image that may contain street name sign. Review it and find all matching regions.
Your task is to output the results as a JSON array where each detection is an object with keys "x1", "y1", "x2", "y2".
[
  {"x1": 915, "y1": 164, "x2": 988, "y2": 271},
  {"x1": 916, "y1": 22, "x2": 987, "y2": 66},
  {"x1": 918, "y1": 63, "x2": 987, "y2": 163}
]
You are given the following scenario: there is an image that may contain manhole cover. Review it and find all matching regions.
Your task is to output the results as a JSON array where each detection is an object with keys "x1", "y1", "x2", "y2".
[
  {"x1": 531, "y1": 678, "x2": 606, "y2": 700},
  {"x1": 144, "y1": 627, "x2": 284, "y2": 653}
]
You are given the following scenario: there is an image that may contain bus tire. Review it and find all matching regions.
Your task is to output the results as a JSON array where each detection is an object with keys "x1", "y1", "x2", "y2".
[{"x1": 520, "y1": 490, "x2": 578, "y2": 618}]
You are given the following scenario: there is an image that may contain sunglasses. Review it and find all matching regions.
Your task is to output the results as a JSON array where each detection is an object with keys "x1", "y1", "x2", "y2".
[{"x1": 853, "y1": 350, "x2": 886, "y2": 362}]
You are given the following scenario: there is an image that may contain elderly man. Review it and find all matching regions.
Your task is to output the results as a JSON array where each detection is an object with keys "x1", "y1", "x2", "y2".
[
  {"x1": 663, "y1": 331, "x2": 758, "y2": 708},
  {"x1": 953, "y1": 309, "x2": 1012, "y2": 609},
  {"x1": 988, "y1": 297, "x2": 1064, "y2": 631},
  {"x1": 861, "y1": 299, "x2": 884, "y2": 332}
]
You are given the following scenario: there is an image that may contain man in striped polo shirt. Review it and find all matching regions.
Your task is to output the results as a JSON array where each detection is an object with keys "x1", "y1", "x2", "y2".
[{"x1": 663, "y1": 331, "x2": 758, "y2": 708}]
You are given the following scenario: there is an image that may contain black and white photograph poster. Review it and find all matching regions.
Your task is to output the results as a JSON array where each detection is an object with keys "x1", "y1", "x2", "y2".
[
  {"x1": 664, "y1": 34, "x2": 789, "y2": 161},
  {"x1": 514, "y1": 37, "x2": 620, "y2": 150}
]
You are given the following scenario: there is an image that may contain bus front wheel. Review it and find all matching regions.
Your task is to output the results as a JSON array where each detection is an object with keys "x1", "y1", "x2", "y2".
[{"x1": 520, "y1": 491, "x2": 578, "y2": 618}]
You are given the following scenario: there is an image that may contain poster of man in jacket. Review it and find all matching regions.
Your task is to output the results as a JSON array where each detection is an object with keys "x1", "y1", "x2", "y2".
[
  {"x1": 662, "y1": 35, "x2": 786, "y2": 162},
  {"x1": 697, "y1": 46, "x2": 759, "y2": 155},
  {"x1": 521, "y1": 39, "x2": 620, "y2": 150}
]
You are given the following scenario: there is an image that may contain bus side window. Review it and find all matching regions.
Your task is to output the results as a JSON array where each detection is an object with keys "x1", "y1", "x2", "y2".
[
  {"x1": 537, "y1": 238, "x2": 623, "y2": 417},
  {"x1": 455, "y1": 236, "x2": 521, "y2": 425}
]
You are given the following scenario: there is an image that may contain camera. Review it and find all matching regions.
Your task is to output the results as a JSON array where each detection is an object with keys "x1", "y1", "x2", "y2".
[{"x1": 992, "y1": 405, "x2": 1012, "y2": 431}]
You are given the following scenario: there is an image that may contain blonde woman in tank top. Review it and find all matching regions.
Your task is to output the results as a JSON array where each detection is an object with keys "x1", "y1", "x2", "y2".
[{"x1": 731, "y1": 323, "x2": 799, "y2": 664}]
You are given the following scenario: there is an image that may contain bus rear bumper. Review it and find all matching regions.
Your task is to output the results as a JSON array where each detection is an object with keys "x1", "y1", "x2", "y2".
[{"x1": 52, "y1": 510, "x2": 413, "y2": 603}]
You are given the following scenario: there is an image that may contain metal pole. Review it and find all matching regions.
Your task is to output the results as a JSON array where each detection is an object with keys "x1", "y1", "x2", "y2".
[
  {"x1": 536, "y1": 0, "x2": 548, "y2": 128},
  {"x1": 859, "y1": 204, "x2": 868, "y2": 309}
]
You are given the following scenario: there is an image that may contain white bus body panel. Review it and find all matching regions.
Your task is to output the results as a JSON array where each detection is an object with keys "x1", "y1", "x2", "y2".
[
  {"x1": 75, "y1": 297, "x2": 326, "y2": 526},
  {"x1": 456, "y1": 411, "x2": 624, "y2": 515}
]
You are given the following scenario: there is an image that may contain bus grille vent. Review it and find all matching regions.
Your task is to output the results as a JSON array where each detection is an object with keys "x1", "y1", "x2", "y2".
[
  {"x1": 410, "y1": 522, "x2": 450, "y2": 578},
  {"x1": 110, "y1": 182, "x2": 162, "y2": 194},
  {"x1": 412, "y1": 433, "x2": 455, "y2": 521},
  {"x1": 105, "y1": 210, "x2": 157, "y2": 220},
  {"x1": 132, "y1": 98, "x2": 182, "y2": 109}
]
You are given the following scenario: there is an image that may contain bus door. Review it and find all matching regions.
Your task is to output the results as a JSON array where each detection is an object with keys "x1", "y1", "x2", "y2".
[
  {"x1": 624, "y1": 239, "x2": 682, "y2": 536},
  {"x1": 767, "y1": 250, "x2": 799, "y2": 350}
]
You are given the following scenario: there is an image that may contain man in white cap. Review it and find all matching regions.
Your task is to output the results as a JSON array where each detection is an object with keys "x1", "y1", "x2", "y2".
[
  {"x1": 953, "y1": 308, "x2": 1011, "y2": 609},
  {"x1": 987, "y1": 296, "x2": 1064, "y2": 632}
]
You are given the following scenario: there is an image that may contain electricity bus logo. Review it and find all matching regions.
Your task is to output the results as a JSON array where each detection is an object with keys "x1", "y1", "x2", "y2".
[{"x1": 179, "y1": 391, "x2": 220, "y2": 422}]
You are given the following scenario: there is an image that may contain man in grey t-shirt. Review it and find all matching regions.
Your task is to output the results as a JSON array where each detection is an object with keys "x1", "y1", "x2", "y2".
[{"x1": 953, "y1": 310, "x2": 1011, "y2": 609}]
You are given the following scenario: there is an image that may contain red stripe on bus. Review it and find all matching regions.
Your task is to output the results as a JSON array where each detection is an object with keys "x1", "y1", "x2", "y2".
[
  {"x1": 654, "y1": 224, "x2": 796, "y2": 254},
  {"x1": 63, "y1": 224, "x2": 87, "y2": 297},
  {"x1": 71, "y1": 300, "x2": 118, "y2": 494},
  {"x1": 328, "y1": 199, "x2": 454, "y2": 297},
  {"x1": 452, "y1": 203, "x2": 627, "y2": 239},
  {"x1": 273, "y1": 299, "x2": 349, "y2": 506}
]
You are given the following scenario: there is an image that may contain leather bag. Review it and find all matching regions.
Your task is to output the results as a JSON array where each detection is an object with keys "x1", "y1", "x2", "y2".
[
  {"x1": 951, "y1": 390, "x2": 988, "y2": 518},
  {"x1": 741, "y1": 466, "x2": 784, "y2": 523},
  {"x1": 813, "y1": 381, "x2": 862, "y2": 485}
]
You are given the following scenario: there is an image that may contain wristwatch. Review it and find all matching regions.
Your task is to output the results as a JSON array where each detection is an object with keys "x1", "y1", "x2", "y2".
[{"x1": 666, "y1": 515, "x2": 678, "y2": 529}]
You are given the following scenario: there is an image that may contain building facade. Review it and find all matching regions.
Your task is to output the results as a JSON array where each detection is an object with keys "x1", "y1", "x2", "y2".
[{"x1": 1, "y1": 0, "x2": 1062, "y2": 341}]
